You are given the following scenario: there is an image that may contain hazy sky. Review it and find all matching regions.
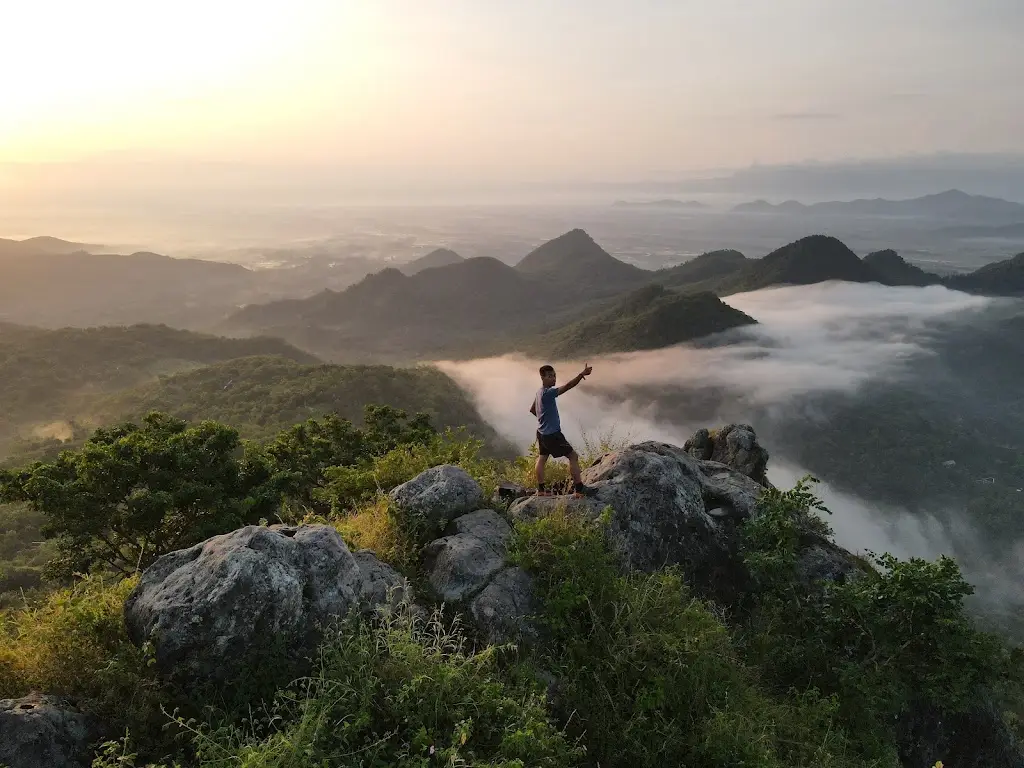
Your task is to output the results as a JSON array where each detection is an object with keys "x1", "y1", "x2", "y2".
[{"x1": 3, "y1": 0, "x2": 1023, "y2": 182}]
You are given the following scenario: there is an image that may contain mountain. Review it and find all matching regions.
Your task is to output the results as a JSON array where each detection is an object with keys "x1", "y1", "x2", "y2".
[
  {"x1": 521, "y1": 284, "x2": 756, "y2": 359},
  {"x1": 732, "y1": 189, "x2": 1024, "y2": 223},
  {"x1": 0, "y1": 248, "x2": 262, "y2": 329},
  {"x1": 716, "y1": 235, "x2": 881, "y2": 294},
  {"x1": 0, "y1": 236, "x2": 101, "y2": 257},
  {"x1": 400, "y1": 248, "x2": 465, "y2": 275},
  {"x1": 613, "y1": 199, "x2": 709, "y2": 209},
  {"x1": 862, "y1": 249, "x2": 943, "y2": 287},
  {"x1": 0, "y1": 323, "x2": 316, "y2": 452},
  {"x1": 88, "y1": 355, "x2": 501, "y2": 444},
  {"x1": 656, "y1": 250, "x2": 749, "y2": 290},
  {"x1": 945, "y1": 252, "x2": 1024, "y2": 296},
  {"x1": 514, "y1": 229, "x2": 649, "y2": 296},
  {"x1": 225, "y1": 229, "x2": 652, "y2": 361}
]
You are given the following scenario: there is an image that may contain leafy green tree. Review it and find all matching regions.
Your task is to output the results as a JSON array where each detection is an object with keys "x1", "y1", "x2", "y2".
[{"x1": 1, "y1": 412, "x2": 273, "y2": 579}]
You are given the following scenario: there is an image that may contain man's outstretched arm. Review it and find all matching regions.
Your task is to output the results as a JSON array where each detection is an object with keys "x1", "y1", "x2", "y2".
[{"x1": 556, "y1": 364, "x2": 593, "y2": 396}]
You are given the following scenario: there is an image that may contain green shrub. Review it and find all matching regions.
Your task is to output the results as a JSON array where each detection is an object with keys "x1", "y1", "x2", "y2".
[
  {"x1": 510, "y1": 506, "x2": 877, "y2": 768},
  {"x1": 125, "y1": 604, "x2": 581, "y2": 768},
  {"x1": 738, "y1": 477, "x2": 1013, "y2": 757},
  {"x1": 0, "y1": 575, "x2": 168, "y2": 752}
]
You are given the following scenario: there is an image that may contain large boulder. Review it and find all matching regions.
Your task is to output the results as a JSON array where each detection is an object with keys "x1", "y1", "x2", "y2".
[
  {"x1": 510, "y1": 441, "x2": 765, "y2": 594},
  {"x1": 422, "y1": 510, "x2": 511, "y2": 603},
  {"x1": 684, "y1": 424, "x2": 769, "y2": 485},
  {"x1": 352, "y1": 550, "x2": 410, "y2": 611},
  {"x1": 0, "y1": 693, "x2": 95, "y2": 768},
  {"x1": 469, "y1": 566, "x2": 536, "y2": 645},
  {"x1": 389, "y1": 465, "x2": 485, "y2": 532},
  {"x1": 124, "y1": 524, "x2": 367, "y2": 682}
]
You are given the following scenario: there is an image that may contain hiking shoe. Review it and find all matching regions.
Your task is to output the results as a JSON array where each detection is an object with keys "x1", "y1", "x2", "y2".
[
  {"x1": 573, "y1": 485, "x2": 597, "y2": 498},
  {"x1": 535, "y1": 489, "x2": 554, "y2": 497}
]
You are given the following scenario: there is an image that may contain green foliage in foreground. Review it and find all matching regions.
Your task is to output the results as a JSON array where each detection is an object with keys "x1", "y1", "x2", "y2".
[
  {"x1": 737, "y1": 479, "x2": 1017, "y2": 759},
  {"x1": 511, "y1": 506, "x2": 877, "y2": 768},
  {"x1": 0, "y1": 406, "x2": 451, "y2": 580}
]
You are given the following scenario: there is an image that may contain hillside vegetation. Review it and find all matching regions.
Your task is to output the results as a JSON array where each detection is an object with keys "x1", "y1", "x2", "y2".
[
  {"x1": 0, "y1": 324, "x2": 316, "y2": 450},
  {"x1": 523, "y1": 284, "x2": 757, "y2": 359}
]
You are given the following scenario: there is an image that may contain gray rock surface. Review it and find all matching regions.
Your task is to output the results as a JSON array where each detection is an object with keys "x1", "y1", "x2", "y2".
[
  {"x1": 352, "y1": 550, "x2": 410, "y2": 611},
  {"x1": 389, "y1": 465, "x2": 485, "y2": 531},
  {"x1": 684, "y1": 424, "x2": 769, "y2": 485},
  {"x1": 469, "y1": 566, "x2": 536, "y2": 645},
  {"x1": 422, "y1": 510, "x2": 511, "y2": 603},
  {"x1": 510, "y1": 441, "x2": 764, "y2": 592},
  {"x1": 0, "y1": 693, "x2": 94, "y2": 768},
  {"x1": 124, "y1": 524, "x2": 363, "y2": 681}
]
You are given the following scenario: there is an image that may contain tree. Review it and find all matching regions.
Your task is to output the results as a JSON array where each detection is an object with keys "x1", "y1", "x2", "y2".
[{"x1": 1, "y1": 412, "x2": 272, "y2": 579}]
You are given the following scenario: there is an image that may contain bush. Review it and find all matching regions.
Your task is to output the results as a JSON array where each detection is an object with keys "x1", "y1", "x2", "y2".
[
  {"x1": 0, "y1": 575, "x2": 168, "y2": 752},
  {"x1": 510, "y1": 506, "x2": 876, "y2": 768},
  {"x1": 107, "y1": 604, "x2": 581, "y2": 768},
  {"x1": 738, "y1": 477, "x2": 1013, "y2": 757}
]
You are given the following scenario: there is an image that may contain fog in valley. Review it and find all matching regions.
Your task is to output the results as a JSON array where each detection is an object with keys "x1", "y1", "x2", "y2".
[{"x1": 438, "y1": 283, "x2": 1024, "y2": 629}]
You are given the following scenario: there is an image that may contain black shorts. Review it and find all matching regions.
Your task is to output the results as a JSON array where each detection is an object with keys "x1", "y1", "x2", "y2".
[{"x1": 537, "y1": 430, "x2": 574, "y2": 458}]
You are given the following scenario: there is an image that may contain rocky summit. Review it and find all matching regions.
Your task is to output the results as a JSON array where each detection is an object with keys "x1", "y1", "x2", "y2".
[{"x1": 7, "y1": 424, "x2": 1018, "y2": 767}]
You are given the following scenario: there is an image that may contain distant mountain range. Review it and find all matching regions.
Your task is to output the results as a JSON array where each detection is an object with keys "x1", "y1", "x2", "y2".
[
  {"x1": 0, "y1": 236, "x2": 102, "y2": 257},
  {"x1": 400, "y1": 248, "x2": 465, "y2": 275},
  {"x1": 732, "y1": 189, "x2": 1024, "y2": 223},
  {"x1": 613, "y1": 199, "x2": 709, "y2": 209},
  {"x1": 939, "y1": 222, "x2": 1024, "y2": 240}
]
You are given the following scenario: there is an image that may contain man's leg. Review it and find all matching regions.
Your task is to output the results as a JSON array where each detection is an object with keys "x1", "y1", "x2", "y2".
[
  {"x1": 567, "y1": 451, "x2": 583, "y2": 485},
  {"x1": 535, "y1": 453, "x2": 549, "y2": 489}
]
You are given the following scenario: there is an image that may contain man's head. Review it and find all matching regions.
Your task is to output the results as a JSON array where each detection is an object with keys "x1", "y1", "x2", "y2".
[{"x1": 539, "y1": 364, "x2": 556, "y2": 387}]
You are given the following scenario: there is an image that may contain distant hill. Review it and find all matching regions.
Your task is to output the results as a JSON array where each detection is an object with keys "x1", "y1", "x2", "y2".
[
  {"x1": 88, "y1": 355, "x2": 501, "y2": 444},
  {"x1": 224, "y1": 229, "x2": 652, "y2": 361},
  {"x1": 656, "y1": 250, "x2": 749, "y2": 290},
  {"x1": 0, "y1": 323, "x2": 316, "y2": 452},
  {"x1": 0, "y1": 248, "x2": 263, "y2": 329},
  {"x1": 715, "y1": 235, "x2": 881, "y2": 294},
  {"x1": 520, "y1": 284, "x2": 756, "y2": 359},
  {"x1": 613, "y1": 199, "x2": 708, "y2": 209},
  {"x1": 0, "y1": 236, "x2": 101, "y2": 257},
  {"x1": 514, "y1": 229, "x2": 649, "y2": 297},
  {"x1": 863, "y1": 250, "x2": 943, "y2": 287},
  {"x1": 732, "y1": 190, "x2": 1024, "y2": 223},
  {"x1": 945, "y1": 253, "x2": 1024, "y2": 296},
  {"x1": 400, "y1": 248, "x2": 465, "y2": 275}
]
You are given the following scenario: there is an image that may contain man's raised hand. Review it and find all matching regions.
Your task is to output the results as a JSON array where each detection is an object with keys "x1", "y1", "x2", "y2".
[{"x1": 582, "y1": 363, "x2": 593, "y2": 378}]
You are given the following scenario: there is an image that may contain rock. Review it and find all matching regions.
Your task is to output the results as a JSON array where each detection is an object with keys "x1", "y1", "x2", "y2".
[
  {"x1": 0, "y1": 693, "x2": 95, "y2": 768},
  {"x1": 469, "y1": 566, "x2": 536, "y2": 645},
  {"x1": 389, "y1": 465, "x2": 485, "y2": 531},
  {"x1": 510, "y1": 442, "x2": 765, "y2": 595},
  {"x1": 124, "y1": 524, "x2": 363, "y2": 682},
  {"x1": 422, "y1": 510, "x2": 511, "y2": 603},
  {"x1": 352, "y1": 550, "x2": 409, "y2": 611},
  {"x1": 684, "y1": 424, "x2": 769, "y2": 485},
  {"x1": 897, "y1": 693, "x2": 1024, "y2": 768}
]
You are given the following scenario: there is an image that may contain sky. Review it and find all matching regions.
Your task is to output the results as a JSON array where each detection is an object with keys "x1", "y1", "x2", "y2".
[{"x1": 2, "y1": 0, "x2": 1023, "y2": 184}]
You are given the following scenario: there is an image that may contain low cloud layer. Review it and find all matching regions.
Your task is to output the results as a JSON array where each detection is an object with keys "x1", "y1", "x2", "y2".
[{"x1": 436, "y1": 281, "x2": 1021, "y2": 627}]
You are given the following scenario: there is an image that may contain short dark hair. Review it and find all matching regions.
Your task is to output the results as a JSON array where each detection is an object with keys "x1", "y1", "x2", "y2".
[{"x1": 539, "y1": 364, "x2": 555, "y2": 376}]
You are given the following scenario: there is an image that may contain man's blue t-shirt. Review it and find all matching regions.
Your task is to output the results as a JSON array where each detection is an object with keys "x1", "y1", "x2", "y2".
[{"x1": 535, "y1": 386, "x2": 561, "y2": 435}]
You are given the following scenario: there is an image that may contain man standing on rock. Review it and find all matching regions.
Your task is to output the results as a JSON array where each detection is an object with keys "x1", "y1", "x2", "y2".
[{"x1": 530, "y1": 363, "x2": 594, "y2": 497}]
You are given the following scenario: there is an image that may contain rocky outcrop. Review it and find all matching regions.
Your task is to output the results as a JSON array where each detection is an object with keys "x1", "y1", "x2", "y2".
[
  {"x1": 422, "y1": 510, "x2": 511, "y2": 603},
  {"x1": 0, "y1": 693, "x2": 95, "y2": 768},
  {"x1": 124, "y1": 524, "x2": 396, "y2": 682},
  {"x1": 469, "y1": 566, "x2": 536, "y2": 645},
  {"x1": 352, "y1": 550, "x2": 409, "y2": 610},
  {"x1": 897, "y1": 694, "x2": 1024, "y2": 768},
  {"x1": 510, "y1": 441, "x2": 767, "y2": 596},
  {"x1": 389, "y1": 465, "x2": 485, "y2": 532},
  {"x1": 683, "y1": 424, "x2": 769, "y2": 485}
]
